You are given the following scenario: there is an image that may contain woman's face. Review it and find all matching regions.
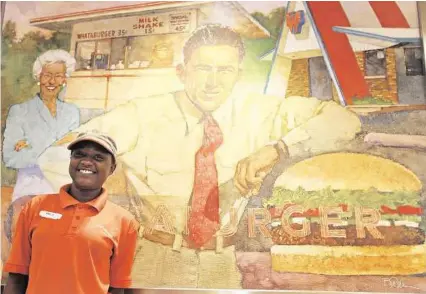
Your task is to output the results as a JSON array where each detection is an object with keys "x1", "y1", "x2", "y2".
[{"x1": 39, "y1": 62, "x2": 67, "y2": 99}]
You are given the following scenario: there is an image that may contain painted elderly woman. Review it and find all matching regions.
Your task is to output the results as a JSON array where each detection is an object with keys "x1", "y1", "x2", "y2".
[{"x1": 2, "y1": 49, "x2": 80, "y2": 202}]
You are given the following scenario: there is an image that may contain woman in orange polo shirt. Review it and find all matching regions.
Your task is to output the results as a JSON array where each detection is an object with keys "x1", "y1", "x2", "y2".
[{"x1": 4, "y1": 132, "x2": 139, "y2": 294}]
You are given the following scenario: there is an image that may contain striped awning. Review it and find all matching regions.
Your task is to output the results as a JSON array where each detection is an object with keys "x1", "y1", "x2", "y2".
[
  {"x1": 338, "y1": 1, "x2": 418, "y2": 29},
  {"x1": 332, "y1": 2, "x2": 420, "y2": 47}
]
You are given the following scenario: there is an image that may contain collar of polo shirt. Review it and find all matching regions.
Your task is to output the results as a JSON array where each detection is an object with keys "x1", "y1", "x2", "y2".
[{"x1": 58, "y1": 184, "x2": 108, "y2": 211}]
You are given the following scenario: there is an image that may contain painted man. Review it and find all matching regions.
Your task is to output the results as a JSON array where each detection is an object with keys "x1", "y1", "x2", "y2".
[{"x1": 39, "y1": 24, "x2": 361, "y2": 288}]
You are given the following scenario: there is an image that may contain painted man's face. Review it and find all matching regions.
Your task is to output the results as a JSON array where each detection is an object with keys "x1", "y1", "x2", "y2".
[{"x1": 181, "y1": 45, "x2": 240, "y2": 113}]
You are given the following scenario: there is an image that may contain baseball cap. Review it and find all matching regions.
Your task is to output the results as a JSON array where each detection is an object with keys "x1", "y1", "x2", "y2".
[{"x1": 67, "y1": 131, "x2": 117, "y2": 161}]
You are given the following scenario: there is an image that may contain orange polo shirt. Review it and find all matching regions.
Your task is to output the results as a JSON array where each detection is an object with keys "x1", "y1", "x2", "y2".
[{"x1": 4, "y1": 184, "x2": 139, "y2": 294}]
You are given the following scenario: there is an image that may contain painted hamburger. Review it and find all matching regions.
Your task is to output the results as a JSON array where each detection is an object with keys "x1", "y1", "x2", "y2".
[{"x1": 266, "y1": 153, "x2": 425, "y2": 275}]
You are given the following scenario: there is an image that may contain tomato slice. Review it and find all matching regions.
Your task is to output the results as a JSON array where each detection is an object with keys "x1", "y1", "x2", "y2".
[
  {"x1": 339, "y1": 204, "x2": 348, "y2": 212},
  {"x1": 397, "y1": 205, "x2": 423, "y2": 215},
  {"x1": 380, "y1": 205, "x2": 423, "y2": 215},
  {"x1": 301, "y1": 208, "x2": 319, "y2": 217},
  {"x1": 380, "y1": 205, "x2": 398, "y2": 214}
]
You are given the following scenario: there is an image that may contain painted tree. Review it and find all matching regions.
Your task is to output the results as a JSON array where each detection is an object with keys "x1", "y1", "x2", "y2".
[{"x1": 251, "y1": 7, "x2": 286, "y2": 38}]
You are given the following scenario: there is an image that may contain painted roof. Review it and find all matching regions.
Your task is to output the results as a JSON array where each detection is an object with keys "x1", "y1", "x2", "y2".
[
  {"x1": 29, "y1": 1, "x2": 270, "y2": 39},
  {"x1": 30, "y1": 1, "x2": 198, "y2": 27},
  {"x1": 338, "y1": 1, "x2": 418, "y2": 29},
  {"x1": 262, "y1": 1, "x2": 420, "y2": 60}
]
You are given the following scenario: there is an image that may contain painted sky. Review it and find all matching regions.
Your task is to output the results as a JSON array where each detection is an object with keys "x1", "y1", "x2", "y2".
[{"x1": 4, "y1": 1, "x2": 287, "y2": 38}]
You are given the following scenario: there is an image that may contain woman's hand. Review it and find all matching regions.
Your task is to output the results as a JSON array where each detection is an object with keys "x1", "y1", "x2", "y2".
[
  {"x1": 14, "y1": 140, "x2": 30, "y2": 151},
  {"x1": 53, "y1": 132, "x2": 78, "y2": 146}
]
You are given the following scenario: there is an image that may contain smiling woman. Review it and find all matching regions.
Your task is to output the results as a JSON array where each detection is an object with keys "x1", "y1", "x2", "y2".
[
  {"x1": 3, "y1": 131, "x2": 139, "y2": 294},
  {"x1": 2, "y1": 49, "x2": 80, "y2": 202},
  {"x1": 67, "y1": 137, "x2": 117, "y2": 202}
]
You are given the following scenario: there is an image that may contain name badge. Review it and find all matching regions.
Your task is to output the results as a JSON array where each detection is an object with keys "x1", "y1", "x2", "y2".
[{"x1": 39, "y1": 210, "x2": 62, "y2": 220}]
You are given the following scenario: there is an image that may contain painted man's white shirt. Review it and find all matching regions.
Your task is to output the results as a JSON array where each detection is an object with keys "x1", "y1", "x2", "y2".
[{"x1": 39, "y1": 92, "x2": 361, "y2": 233}]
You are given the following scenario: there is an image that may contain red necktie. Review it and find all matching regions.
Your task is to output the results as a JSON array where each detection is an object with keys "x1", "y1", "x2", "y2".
[{"x1": 188, "y1": 114, "x2": 223, "y2": 248}]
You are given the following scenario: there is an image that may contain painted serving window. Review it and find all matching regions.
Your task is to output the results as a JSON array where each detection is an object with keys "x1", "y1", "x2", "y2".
[
  {"x1": 75, "y1": 40, "x2": 110, "y2": 70},
  {"x1": 128, "y1": 34, "x2": 188, "y2": 68},
  {"x1": 404, "y1": 47, "x2": 424, "y2": 76},
  {"x1": 364, "y1": 49, "x2": 386, "y2": 77},
  {"x1": 75, "y1": 41, "x2": 96, "y2": 70},
  {"x1": 73, "y1": 10, "x2": 195, "y2": 71},
  {"x1": 109, "y1": 38, "x2": 127, "y2": 69},
  {"x1": 75, "y1": 34, "x2": 189, "y2": 71}
]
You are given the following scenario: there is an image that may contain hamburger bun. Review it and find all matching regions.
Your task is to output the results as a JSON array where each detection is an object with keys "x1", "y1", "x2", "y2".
[
  {"x1": 271, "y1": 244, "x2": 426, "y2": 275},
  {"x1": 274, "y1": 152, "x2": 422, "y2": 192}
]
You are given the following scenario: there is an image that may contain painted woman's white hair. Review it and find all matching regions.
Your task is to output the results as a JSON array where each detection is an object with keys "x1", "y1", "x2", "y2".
[{"x1": 32, "y1": 49, "x2": 76, "y2": 80}]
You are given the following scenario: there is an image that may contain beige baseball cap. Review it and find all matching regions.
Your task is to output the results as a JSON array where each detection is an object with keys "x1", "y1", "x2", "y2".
[{"x1": 67, "y1": 131, "x2": 117, "y2": 161}]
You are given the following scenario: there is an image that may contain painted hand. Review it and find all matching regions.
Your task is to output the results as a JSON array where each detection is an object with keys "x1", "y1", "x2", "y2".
[
  {"x1": 54, "y1": 132, "x2": 79, "y2": 146},
  {"x1": 14, "y1": 140, "x2": 30, "y2": 151},
  {"x1": 234, "y1": 144, "x2": 281, "y2": 197}
]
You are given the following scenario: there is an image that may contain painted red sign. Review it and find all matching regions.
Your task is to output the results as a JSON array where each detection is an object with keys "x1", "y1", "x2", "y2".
[{"x1": 286, "y1": 10, "x2": 305, "y2": 34}]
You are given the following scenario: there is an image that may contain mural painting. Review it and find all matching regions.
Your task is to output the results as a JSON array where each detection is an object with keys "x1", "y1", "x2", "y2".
[{"x1": 1, "y1": 1, "x2": 426, "y2": 292}]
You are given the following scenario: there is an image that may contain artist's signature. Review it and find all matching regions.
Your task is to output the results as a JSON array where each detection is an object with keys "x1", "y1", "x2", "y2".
[{"x1": 383, "y1": 277, "x2": 421, "y2": 291}]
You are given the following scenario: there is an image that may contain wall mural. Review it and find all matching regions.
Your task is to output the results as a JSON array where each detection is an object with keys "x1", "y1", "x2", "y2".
[{"x1": 2, "y1": 1, "x2": 426, "y2": 292}]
